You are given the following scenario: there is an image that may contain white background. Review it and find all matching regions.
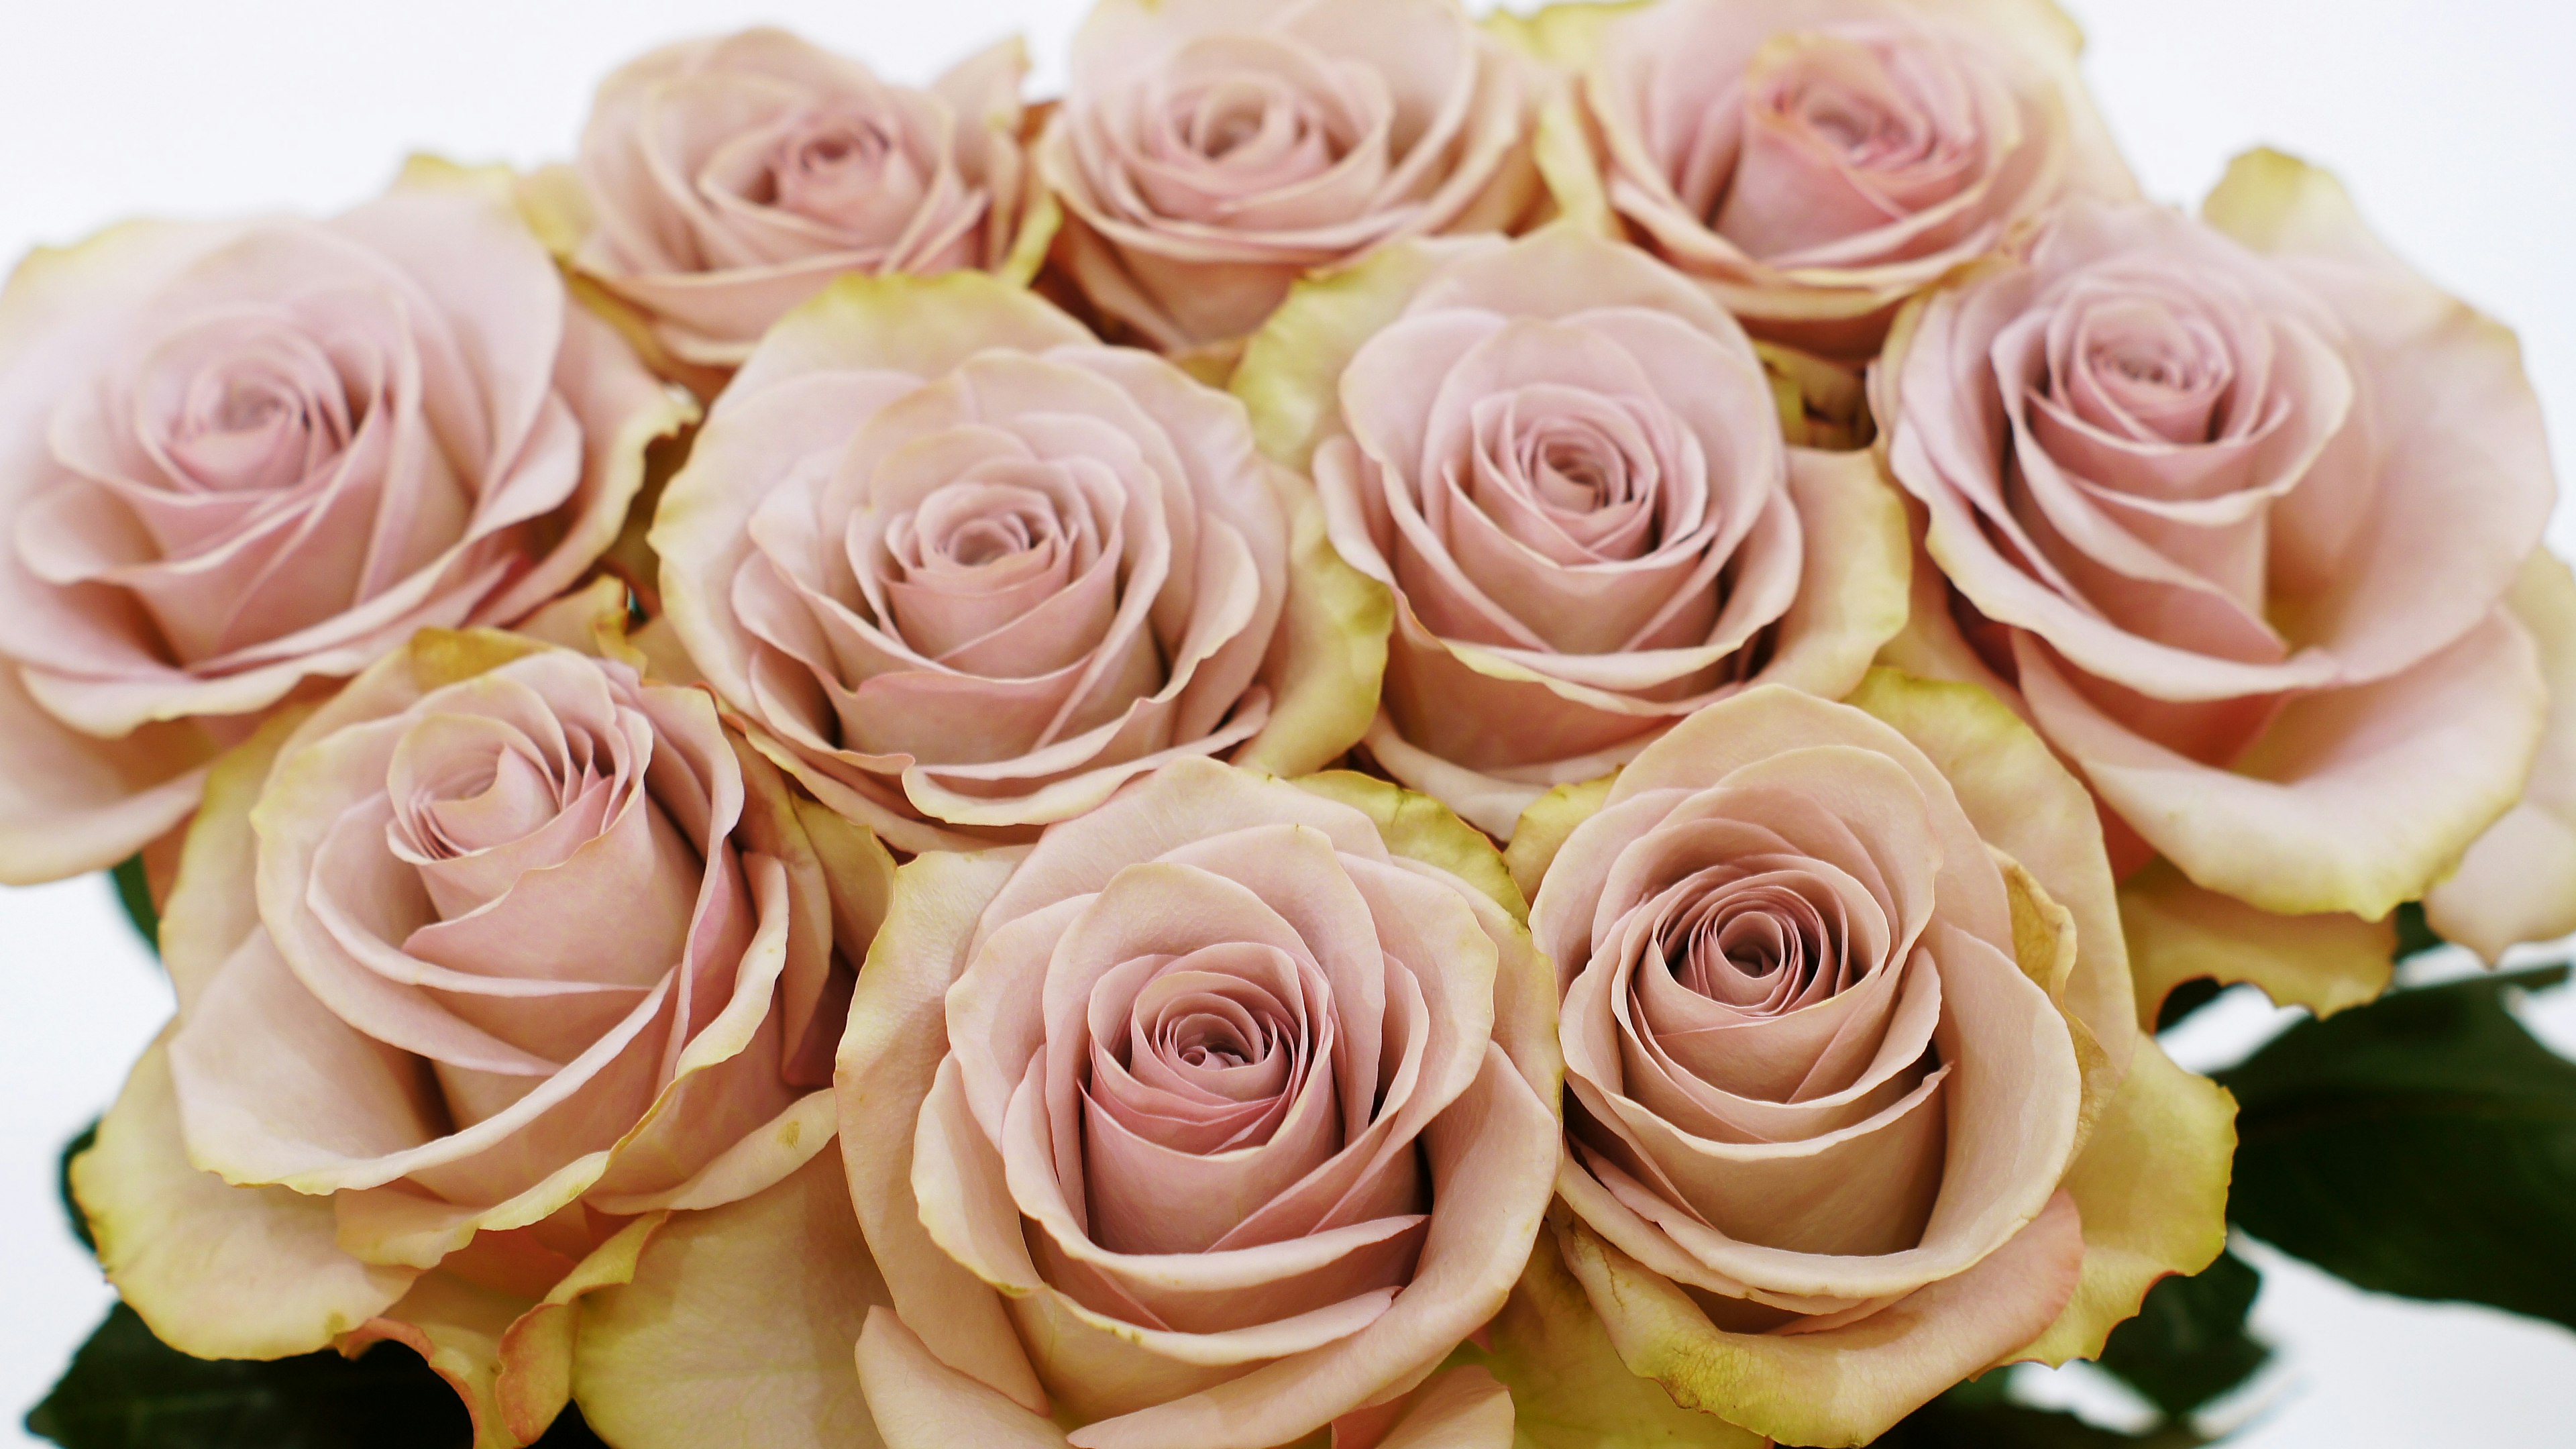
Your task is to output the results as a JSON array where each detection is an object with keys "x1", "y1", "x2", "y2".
[{"x1": 2, "y1": 1, "x2": 2573, "y2": 1444}]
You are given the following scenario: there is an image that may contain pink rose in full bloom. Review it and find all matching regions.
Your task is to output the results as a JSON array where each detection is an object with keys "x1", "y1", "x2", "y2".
[
  {"x1": 532, "y1": 28, "x2": 1055, "y2": 388},
  {"x1": 1878, "y1": 151, "x2": 2560, "y2": 951},
  {"x1": 1236, "y1": 227, "x2": 1909, "y2": 838},
  {"x1": 1492, "y1": 676, "x2": 2231, "y2": 1446},
  {"x1": 70, "y1": 604, "x2": 892, "y2": 1446},
  {"x1": 0, "y1": 162, "x2": 690, "y2": 884},
  {"x1": 1524, "y1": 0, "x2": 2132, "y2": 362},
  {"x1": 834, "y1": 761, "x2": 1558, "y2": 1449},
  {"x1": 653, "y1": 271, "x2": 1371, "y2": 855},
  {"x1": 1038, "y1": 0, "x2": 1546, "y2": 358}
]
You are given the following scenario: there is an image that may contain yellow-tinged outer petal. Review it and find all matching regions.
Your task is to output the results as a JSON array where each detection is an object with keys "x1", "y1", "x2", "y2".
[
  {"x1": 2010, "y1": 1037, "x2": 2235, "y2": 1366},
  {"x1": 511, "y1": 577, "x2": 651, "y2": 672},
  {"x1": 1292, "y1": 769, "x2": 1526, "y2": 922},
  {"x1": 490, "y1": 1214, "x2": 668, "y2": 1444},
  {"x1": 342, "y1": 1272, "x2": 532, "y2": 1449},
  {"x1": 1481, "y1": 0, "x2": 1655, "y2": 70},
  {"x1": 1847, "y1": 668, "x2": 2137, "y2": 1071},
  {"x1": 2427, "y1": 550, "x2": 2576, "y2": 961},
  {"x1": 1997, "y1": 853, "x2": 2115, "y2": 1153},
  {"x1": 1474, "y1": 1228, "x2": 1762, "y2": 1449},
  {"x1": 857, "y1": 1307, "x2": 1069, "y2": 1449},
  {"x1": 1503, "y1": 774, "x2": 1618, "y2": 904},
  {"x1": 2120, "y1": 859, "x2": 2394, "y2": 1021},
  {"x1": 1527, "y1": 95, "x2": 1615, "y2": 239},
  {"x1": 1232, "y1": 241, "x2": 1456, "y2": 474},
  {"x1": 576, "y1": 1150, "x2": 888, "y2": 1449},
  {"x1": 71, "y1": 1039, "x2": 417, "y2": 1360},
  {"x1": 1558, "y1": 1197, "x2": 2085, "y2": 1448},
  {"x1": 834, "y1": 847, "x2": 1050, "y2": 1413},
  {"x1": 2200, "y1": 147, "x2": 2406, "y2": 266},
  {"x1": 717, "y1": 268, "x2": 1094, "y2": 400},
  {"x1": 1232, "y1": 481, "x2": 1390, "y2": 779},
  {"x1": 157, "y1": 705, "x2": 313, "y2": 1012},
  {"x1": 1762, "y1": 449, "x2": 1915, "y2": 700}
]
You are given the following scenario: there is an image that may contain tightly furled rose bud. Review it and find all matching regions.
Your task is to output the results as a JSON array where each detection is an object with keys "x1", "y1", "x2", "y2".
[
  {"x1": 70, "y1": 601, "x2": 891, "y2": 1446},
  {"x1": 653, "y1": 271, "x2": 1368, "y2": 856},
  {"x1": 1490, "y1": 676, "x2": 2231, "y2": 1446},
  {"x1": 826, "y1": 761, "x2": 1560, "y2": 1449},
  {"x1": 529, "y1": 28, "x2": 1055, "y2": 388},
  {"x1": 1515, "y1": 0, "x2": 2131, "y2": 363},
  {"x1": 1236, "y1": 227, "x2": 1908, "y2": 837},
  {"x1": 1877, "y1": 151, "x2": 2561, "y2": 1004},
  {"x1": 0, "y1": 163, "x2": 689, "y2": 888},
  {"x1": 1038, "y1": 0, "x2": 1546, "y2": 358}
]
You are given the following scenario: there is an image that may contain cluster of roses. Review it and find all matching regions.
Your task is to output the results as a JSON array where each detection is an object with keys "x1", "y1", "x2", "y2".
[{"x1": 9, "y1": 1, "x2": 2562, "y2": 1446}]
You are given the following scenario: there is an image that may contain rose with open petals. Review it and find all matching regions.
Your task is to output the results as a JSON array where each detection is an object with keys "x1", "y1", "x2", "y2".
[
  {"x1": 1878, "y1": 152, "x2": 2559, "y2": 977},
  {"x1": 1038, "y1": 0, "x2": 1545, "y2": 358},
  {"x1": 0, "y1": 162, "x2": 690, "y2": 885},
  {"x1": 653, "y1": 271, "x2": 1372, "y2": 855},
  {"x1": 1236, "y1": 227, "x2": 1908, "y2": 837},
  {"x1": 1519, "y1": 0, "x2": 2131, "y2": 362},
  {"x1": 1493, "y1": 676, "x2": 2231, "y2": 1446},
  {"x1": 531, "y1": 28, "x2": 1054, "y2": 388},
  {"x1": 68, "y1": 603, "x2": 892, "y2": 1446},
  {"x1": 823, "y1": 761, "x2": 1557, "y2": 1449}
]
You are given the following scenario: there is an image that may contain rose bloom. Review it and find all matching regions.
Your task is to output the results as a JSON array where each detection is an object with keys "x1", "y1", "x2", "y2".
[
  {"x1": 1497, "y1": 676, "x2": 2231, "y2": 1446},
  {"x1": 815, "y1": 759, "x2": 1560, "y2": 1449},
  {"x1": 527, "y1": 27, "x2": 1054, "y2": 390},
  {"x1": 653, "y1": 271, "x2": 1371, "y2": 856},
  {"x1": 1038, "y1": 0, "x2": 1546, "y2": 358},
  {"x1": 1236, "y1": 226, "x2": 1909, "y2": 838},
  {"x1": 1877, "y1": 150, "x2": 2563, "y2": 1007},
  {"x1": 68, "y1": 600, "x2": 892, "y2": 1448},
  {"x1": 0, "y1": 164, "x2": 687, "y2": 886},
  {"x1": 1513, "y1": 0, "x2": 2132, "y2": 363}
]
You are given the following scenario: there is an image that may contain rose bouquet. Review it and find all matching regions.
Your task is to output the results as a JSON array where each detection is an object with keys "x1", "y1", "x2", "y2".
[{"x1": 9, "y1": 3, "x2": 2570, "y2": 1448}]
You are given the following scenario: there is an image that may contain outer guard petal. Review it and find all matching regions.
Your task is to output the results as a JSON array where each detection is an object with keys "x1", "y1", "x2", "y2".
[
  {"x1": 575, "y1": 1151, "x2": 888, "y2": 1449},
  {"x1": 2427, "y1": 551, "x2": 2576, "y2": 961},
  {"x1": 71, "y1": 1040, "x2": 417, "y2": 1361},
  {"x1": 1476, "y1": 1227, "x2": 1763, "y2": 1449},
  {"x1": 2011, "y1": 1038, "x2": 2235, "y2": 1366},
  {"x1": 1561, "y1": 1196, "x2": 2085, "y2": 1448},
  {"x1": 2121, "y1": 859, "x2": 2393, "y2": 1021}
]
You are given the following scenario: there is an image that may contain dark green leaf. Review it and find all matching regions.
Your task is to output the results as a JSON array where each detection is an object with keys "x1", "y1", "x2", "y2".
[
  {"x1": 25, "y1": 1303, "x2": 616, "y2": 1449},
  {"x1": 2095, "y1": 1250, "x2": 2269, "y2": 1417},
  {"x1": 2218, "y1": 965, "x2": 2576, "y2": 1330},
  {"x1": 109, "y1": 857, "x2": 157, "y2": 955},
  {"x1": 58, "y1": 1120, "x2": 98, "y2": 1254},
  {"x1": 2391, "y1": 901, "x2": 2443, "y2": 961},
  {"x1": 26, "y1": 1303, "x2": 467, "y2": 1449},
  {"x1": 1877, "y1": 1377, "x2": 2202, "y2": 1448},
  {"x1": 2153, "y1": 977, "x2": 2225, "y2": 1033}
]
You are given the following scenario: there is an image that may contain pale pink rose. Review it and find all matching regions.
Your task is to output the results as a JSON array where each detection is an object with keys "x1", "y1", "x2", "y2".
[
  {"x1": 0, "y1": 163, "x2": 690, "y2": 884},
  {"x1": 1038, "y1": 0, "x2": 1546, "y2": 356},
  {"x1": 654, "y1": 272, "x2": 1375, "y2": 856},
  {"x1": 69, "y1": 612, "x2": 892, "y2": 1444},
  {"x1": 1565, "y1": 0, "x2": 2133, "y2": 360},
  {"x1": 835, "y1": 761, "x2": 1560, "y2": 1449},
  {"x1": 1502, "y1": 678, "x2": 2231, "y2": 1446},
  {"x1": 1238, "y1": 227, "x2": 1909, "y2": 837},
  {"x1": 1878, "y1": 152, "x2": 2559, "y2": 924},
  {"x1": 537, "y1": 28, "x2": 1053, "y2": 384}
]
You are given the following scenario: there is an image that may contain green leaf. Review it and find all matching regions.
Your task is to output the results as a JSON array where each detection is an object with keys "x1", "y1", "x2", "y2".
[
  {"x1": 58, "y1": 1120, "x2": 98, "y2": 1254},
  {"x1": 2391, "y1": 901, "x2": 2444, "y2": 961},
  {"x1": 25, "y1": 1303, "x2": 612, "y2": 1449},
  {"x1": 2094, "y1": 1249, "x2": 2269, "y2": 1418},
  {"x1": 26, "y1": 1303, "x2": 466, "y2": 1449},
  {"x1": 2218, "y1": 965, "x2": 2576, "y2": 1330},
  {"x1": 1876, "y1": 1378, "x2": 2201, "y2": 1448},
  {"x1": 109, "y1": 857, "x2": 157, "y2": 955},
  {"x1": 2152, "y1": 977, "x2": 2224, "y2": 1032}
]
